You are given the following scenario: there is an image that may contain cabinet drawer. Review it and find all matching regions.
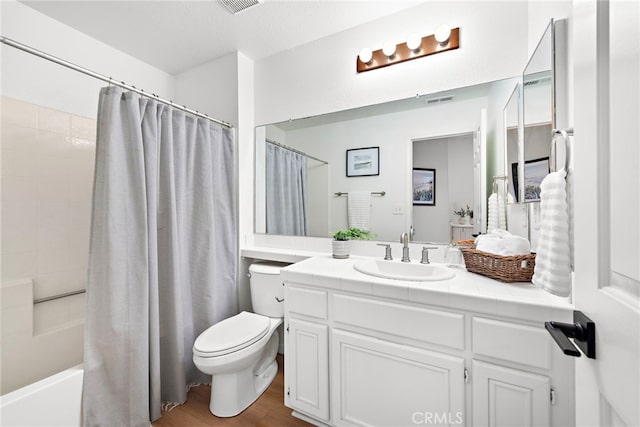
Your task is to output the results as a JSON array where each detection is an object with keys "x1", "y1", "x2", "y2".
[
  {"x1": 472, "y1": 316, "x2": 551, "y2": 369},
  {"x1": 333, "y1": 293, "x2": 465, "y2": 350},
  {"x1": 285, "y1": 284, "x2": 328, "y2": 320}
]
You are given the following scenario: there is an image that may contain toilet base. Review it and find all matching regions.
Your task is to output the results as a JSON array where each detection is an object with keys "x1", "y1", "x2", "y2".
[{"x1": 208, "y1": 333, "x2": 279, "y2": 417}]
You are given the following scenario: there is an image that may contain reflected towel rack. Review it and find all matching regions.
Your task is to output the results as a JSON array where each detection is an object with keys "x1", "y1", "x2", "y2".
[
  {"x1": 34, "y1": 289, "x2": 86, "y2": 305},
  {"x1": 334, "y1": 191, "x2": 386, "y2": 197},
  {"x1": 551, "y1": 128, "x2": 574, "y2": 174}
]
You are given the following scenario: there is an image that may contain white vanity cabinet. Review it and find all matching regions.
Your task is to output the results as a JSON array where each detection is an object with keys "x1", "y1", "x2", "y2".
[
  {"x1": 284, "y1": 284, "x2": 330, "y2": 422},
  {"x1": 281, "y1": 257, "x2": 574, "y2": 427},
  {"x1": 331, "y1": 329, "x2": 465, "y2": 427}
]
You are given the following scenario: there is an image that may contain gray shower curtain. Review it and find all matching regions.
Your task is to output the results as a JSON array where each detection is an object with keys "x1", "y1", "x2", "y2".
[
  {"x1": 82, "y1": 87, "x2": 237, "y2": 426},
  {"x1": 265, "y1": 142, "x2": 308, "y2": 235}
]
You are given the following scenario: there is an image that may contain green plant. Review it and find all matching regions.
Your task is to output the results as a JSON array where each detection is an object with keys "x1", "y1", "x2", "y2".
[
  {"x1": 453, "y1": 204, "x2": 473, "y2": 218},
  {"x1": 332, "y1": 227, "x2": 372, "y2": 241}
]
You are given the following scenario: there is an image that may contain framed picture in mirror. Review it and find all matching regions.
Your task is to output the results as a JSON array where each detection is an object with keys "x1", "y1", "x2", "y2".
[
  {"x1": 524, "y1": 157, "x2": 549, "y2": 201},
  {"x1": 413, "y1": 168, "x2": 436, "y2": 206},
  {"x1": 346, "y1": 147, "x2": 379, "y2": 177}
]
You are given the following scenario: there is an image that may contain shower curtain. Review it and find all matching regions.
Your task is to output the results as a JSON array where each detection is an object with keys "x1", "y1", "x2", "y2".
[
  {"x1": 82, "y1": 87, "x2": 237, "y2": 426},
  {"x1": 265, "y1": 142, "x2": 308, "y2": 235}
]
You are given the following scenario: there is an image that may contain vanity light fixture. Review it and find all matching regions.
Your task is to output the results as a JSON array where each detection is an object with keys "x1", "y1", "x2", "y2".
[
  {"x1": 358, "y1": 48, "x2": 373, "y2": 64},
  {"x1": 406, "y1": 34, "x2": 422, "y2": 52},
  {"x1": 434, "y1": 25, "x2": 452, "y2": 45},
  {"x1": 356, "y1": 27, "x2": 460, "y2": 73},
  {"x1": 382, "y1": 41, "x2": 397, "y2": 57}
]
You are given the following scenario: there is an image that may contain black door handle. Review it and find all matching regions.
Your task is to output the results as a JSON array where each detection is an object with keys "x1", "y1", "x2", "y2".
[{"x1": 545, "y1": 311, "x2": 596, "y2": 359}]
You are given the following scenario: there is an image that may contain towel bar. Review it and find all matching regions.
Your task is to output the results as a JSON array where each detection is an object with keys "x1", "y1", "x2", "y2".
[{"x1": 334, "y1": 191, "x2": 385, "y2": 197}]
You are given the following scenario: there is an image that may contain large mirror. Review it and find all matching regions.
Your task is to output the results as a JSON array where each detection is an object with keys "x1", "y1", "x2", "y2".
[
  {"x1": 504, "y1": 83, "x2": 521, "y2": 202},
  {"x1": 255, "y1": 78, "x2": 518, "y2": 243},
  {"x1": 522, "y1": 20, "x2": 554, "y2": 202}
]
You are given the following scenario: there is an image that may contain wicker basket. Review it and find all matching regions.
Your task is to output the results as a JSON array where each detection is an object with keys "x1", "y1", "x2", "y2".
[{"x1": 460, "y1": 248, "x2": 536, "y2": 283}]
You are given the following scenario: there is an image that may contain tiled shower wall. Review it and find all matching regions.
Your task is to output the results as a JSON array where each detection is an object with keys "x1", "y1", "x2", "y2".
[{"x1": 1, "y1": 96, "x2": 95, "y2": 393}]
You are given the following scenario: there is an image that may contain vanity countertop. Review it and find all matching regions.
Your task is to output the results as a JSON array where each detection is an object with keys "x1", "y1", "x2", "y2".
[{"x1": 281, "y1": 255, "x2": 574, "y2": 322}]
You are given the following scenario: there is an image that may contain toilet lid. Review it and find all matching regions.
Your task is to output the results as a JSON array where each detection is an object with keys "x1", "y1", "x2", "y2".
[{"x1": 193, "y1": 311, "x2": 270, "y2": 358}]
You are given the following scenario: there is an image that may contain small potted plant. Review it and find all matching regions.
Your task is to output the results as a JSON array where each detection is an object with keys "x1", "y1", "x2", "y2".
[
  {"x1": 453, "y1": 205, "x2": 473, "y2": 225},
  {"x1": 331, "y1": 227, "x2": 372, "y2": 259}
]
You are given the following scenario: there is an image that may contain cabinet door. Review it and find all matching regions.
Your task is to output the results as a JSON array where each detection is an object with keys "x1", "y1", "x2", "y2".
[
  {"x1": 332, "y1": 329, "x2": 465, "y2": 427},
  {"x1": 285, "y1": 318, "x2": 329, "y2": 421},
  {"x1": 472, "y1": 360, "x2": 550, "y2": 427}
]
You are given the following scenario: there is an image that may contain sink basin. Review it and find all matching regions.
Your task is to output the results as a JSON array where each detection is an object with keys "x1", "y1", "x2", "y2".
[{"x1": 353, "y1": 259, "x2": 455, "y2": 281}]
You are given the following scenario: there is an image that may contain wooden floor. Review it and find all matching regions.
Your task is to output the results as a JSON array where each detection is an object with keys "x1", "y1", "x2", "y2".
[{"x1": 152, "y1": 355, "x2": 311, "y2": 427}]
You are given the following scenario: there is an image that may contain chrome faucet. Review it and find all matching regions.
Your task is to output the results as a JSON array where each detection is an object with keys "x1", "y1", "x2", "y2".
[
  {"x1": 421, "y1": 246, "x2": 438, "y2": 264},
  {"x1": 400, "y1": 233, "x2": 410, "y2": 262},
  {"x1": 377, "y1": 243, "x2": 393, "y2": 260}
]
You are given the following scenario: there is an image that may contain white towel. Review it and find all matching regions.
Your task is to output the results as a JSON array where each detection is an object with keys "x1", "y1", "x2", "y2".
[
  {"x1": 487, "y1": 192, "x2": 506, "y2": 232},
  {"x1": 497, "y1": 193, "x2": 507, "y2": 230},
  {"x1": 532, "y1": 169, "x2": 572, "y2": 297},
  {"x1": 348, "y1": 191, "x2": 371, "y2": 231}
]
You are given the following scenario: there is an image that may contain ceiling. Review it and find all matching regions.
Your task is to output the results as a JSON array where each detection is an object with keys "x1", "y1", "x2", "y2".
[{"x1": 21, "y1": 0, "x2": 423, "y2": 75}]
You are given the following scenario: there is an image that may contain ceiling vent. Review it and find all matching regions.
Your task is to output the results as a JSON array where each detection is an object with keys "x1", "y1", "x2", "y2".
[
  {"x1": 425, "y1": 95, "x2": 455, "y2": 104},
  {"x1": 220, "y1": 0, "x2": 262, "y2": 14}
]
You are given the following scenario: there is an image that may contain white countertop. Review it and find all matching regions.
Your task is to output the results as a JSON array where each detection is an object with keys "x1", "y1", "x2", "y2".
[{"x1": 281, "y1": 255, "x2": 574, "y2": 322}]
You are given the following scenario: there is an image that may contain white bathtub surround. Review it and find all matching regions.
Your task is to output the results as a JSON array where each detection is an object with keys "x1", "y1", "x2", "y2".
[
  {"x1": 83, "y1": 88, "x2": 237, "y2": 426},
  {"x1": 280, "y1": 255, "x2": 574, "y2": 426},
  {"x1": 532, "y1": 168, "x2": 571, "y2": 297},
  {"x1": 0, "y1": 98, "x2": 91, "y2": 394},
  {"x1": 0, "y1": 365, "x2": 83, "y2": 427}
]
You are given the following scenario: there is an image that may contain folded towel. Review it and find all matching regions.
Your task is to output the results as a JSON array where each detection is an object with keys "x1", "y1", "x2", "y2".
[
  {"x1": 476, "y1": 235, "x2": 505, "y2": 254},
  {"x1": 487, "y1": 193, "x2": 499, "y2": 232},
  {"x1": 498, "y1": 193, "x2": 507, "y2": 230},
  {"x1": 532, "y1": 169, "x2": 571, "y2": 297},
  {"x1": 348, "y1": 191, "x2": 371, "y2": 231},
  {"x1": 501, "y1": 235, "x2": 531, "y2": 256}
]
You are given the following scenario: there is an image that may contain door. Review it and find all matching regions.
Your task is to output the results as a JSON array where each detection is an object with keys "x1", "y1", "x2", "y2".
[
  {"x1": 331, "y1": 329, "x2": 465, "y2": 427},
  {"x1": 573, "y1": 1, "x2": 640, "y2": 425},
  {"x1": 472, "y1": 360, "x2": 550, "y2": 427},
  {"x1": 285, "y1": 318, "x2": 329, "y2": 421}
]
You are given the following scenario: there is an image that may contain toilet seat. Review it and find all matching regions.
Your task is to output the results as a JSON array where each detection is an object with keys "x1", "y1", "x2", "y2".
[{"x1": 193, "y1": 312, "x2": 270, "y2": 358}]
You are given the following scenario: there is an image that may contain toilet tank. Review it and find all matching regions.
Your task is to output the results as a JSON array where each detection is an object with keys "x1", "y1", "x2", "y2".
[{"x1": 248, "y1": 262, "x2": 288, "y2": 318}]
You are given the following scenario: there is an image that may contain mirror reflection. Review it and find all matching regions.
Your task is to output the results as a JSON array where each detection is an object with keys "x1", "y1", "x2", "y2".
[
  {"x1": 504, "y1": 84, "x2": 521, "y2": 202},
  {"x1": 255, "y1": 78, "x2": 517, "y2": 242},
  {"x1": 523, "y1": 20, "x2": 554, "y2": 202}
]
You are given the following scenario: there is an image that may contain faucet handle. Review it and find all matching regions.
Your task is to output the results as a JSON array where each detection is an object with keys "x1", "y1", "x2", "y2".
[
  {"x1": 377, "y1": 243, "x2": 393, "y2": 261},
  {"x1": 421, "y1": 246, "x2": 438, "y2": 264}
]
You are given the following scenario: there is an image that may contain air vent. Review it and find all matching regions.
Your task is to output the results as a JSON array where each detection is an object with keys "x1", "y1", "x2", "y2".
[
  {"x1": 425, "y1": 95, "x2": 455, "y2": 104},
  {"x1": 524, "y1": 76, "x2": 552, "y2": 86},
  {"x1": 220, "y1": 0, "x2": 262, "y2": 14}
]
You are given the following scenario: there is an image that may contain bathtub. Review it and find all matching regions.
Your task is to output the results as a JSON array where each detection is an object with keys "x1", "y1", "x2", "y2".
[{"x1": 0, "y1": 365, "x2": 83, "y2": 426}]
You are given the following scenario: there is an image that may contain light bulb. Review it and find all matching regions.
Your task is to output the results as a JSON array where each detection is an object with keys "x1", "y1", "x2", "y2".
[
  {"x1": 382, "y1": 41, "x2": 397, "y2": 57},
  {"x1": 406, "y1": 34, "x2": 422, "y2": 52},
  {"x1": 358, "y1": 47, "x2": 373, "y2": 64},
  {"x1": 434, "y1": 25, "x2": 451, "y2": 45}
]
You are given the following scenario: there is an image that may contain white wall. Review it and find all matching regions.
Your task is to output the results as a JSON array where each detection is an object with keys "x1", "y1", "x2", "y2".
[
  {"x1": 0, "y1": 0, "x2": 174, "y2": 118},
  {"x1": 254, "y1": 1, "x2": 528, "y2": 126},
  {"x1": 174, "y1": 53, "x2": 239, "y2": 127}
]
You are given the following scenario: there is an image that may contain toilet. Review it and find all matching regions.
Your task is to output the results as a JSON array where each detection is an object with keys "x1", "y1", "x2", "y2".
[{"x1": 192, "y1": 262, "x2": 286, "y2": 417}]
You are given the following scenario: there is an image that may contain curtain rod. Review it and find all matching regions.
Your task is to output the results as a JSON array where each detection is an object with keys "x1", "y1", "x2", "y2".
[
  {"x1": 0, "y1": 36, "x2": 232, "y2": 129},
  {"x1": 266, "y1": 138, "x2": 328, "y2": 165}
]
